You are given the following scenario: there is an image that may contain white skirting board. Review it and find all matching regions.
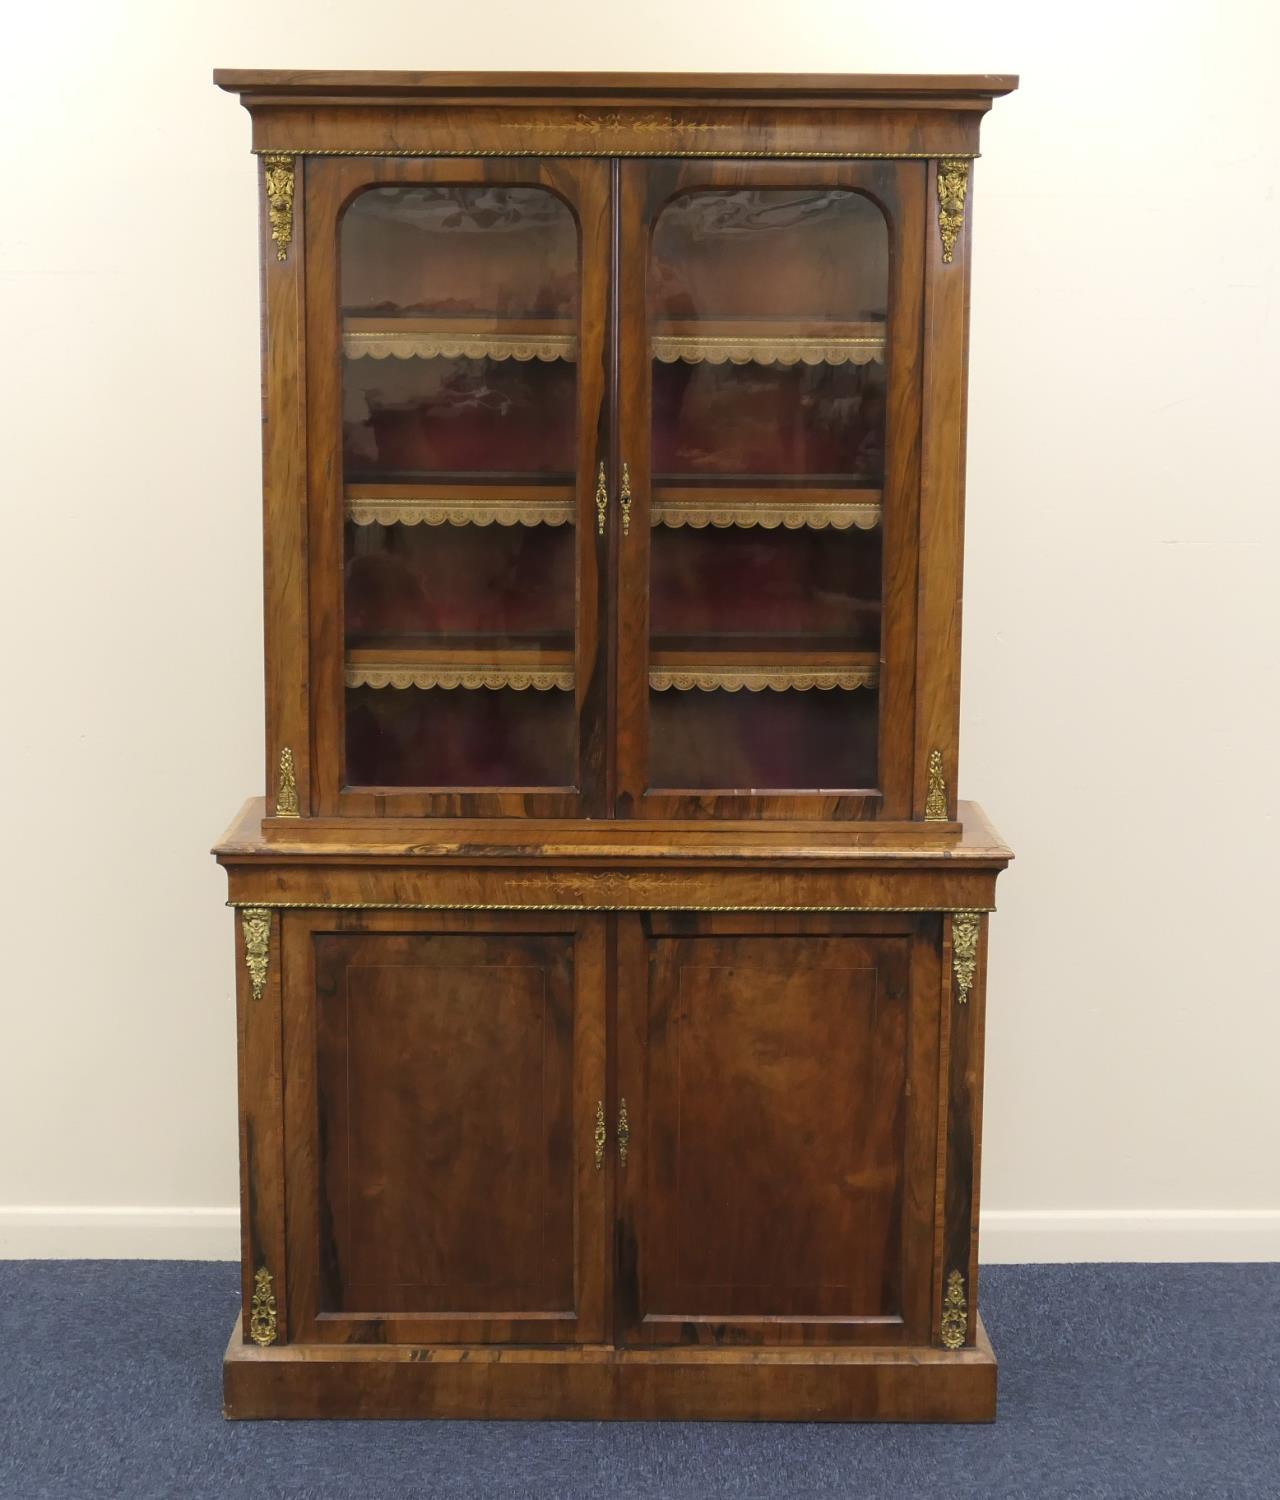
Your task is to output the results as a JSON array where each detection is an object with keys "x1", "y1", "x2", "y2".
[
  {"x1": 980, "y1": 1210, "x2": 1280, "y2": 1263},
  {"x1": 1, "y1": 1206, "x2": 1278, "y2": 1262},
  {"x1": 0, "y1": 1207, "x2": 242, "y2": 1260}
]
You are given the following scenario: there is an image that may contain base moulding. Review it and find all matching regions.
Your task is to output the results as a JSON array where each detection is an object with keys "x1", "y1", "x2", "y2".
[{"x1": 223, "y1": 1317, "x2": 997, "y2": 1422}]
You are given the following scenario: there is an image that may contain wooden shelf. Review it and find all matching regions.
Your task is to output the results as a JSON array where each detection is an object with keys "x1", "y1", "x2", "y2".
[
  {"x1": 652, "y1": 319, "x2": 885, "y2": 367},
  {"x1": 649, "y1": 646, "x2": 879, "y2": 693},
  {"x1": 651, "y1": 485, "x2": 881, "y2": 531},
  {"x1": 346, "y1": 482, "x2": 575, "y2": 528},
  {"x1": 343, "y1": 315, "x2": 577, "y2": 363},
  {"x1": 346, "y1": 641, "x2": 574, "y2": 692}
]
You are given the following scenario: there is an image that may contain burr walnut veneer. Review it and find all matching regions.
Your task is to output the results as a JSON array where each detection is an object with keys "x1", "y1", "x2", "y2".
[{"x1": 213, "y1": 70, "x2": 1016, "y2": 1422}]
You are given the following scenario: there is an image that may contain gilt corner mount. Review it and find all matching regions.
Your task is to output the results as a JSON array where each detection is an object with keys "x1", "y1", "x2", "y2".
[
  {"x1": 937, "y1": 157, "x2": 970, "y2": 264},
  {"x1": 262, "y1": 153, "x2": 295, "y2": 262}
]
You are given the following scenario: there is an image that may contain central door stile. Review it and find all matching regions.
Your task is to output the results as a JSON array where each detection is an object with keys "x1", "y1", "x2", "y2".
[
  {"x1": 556, "y1": 158, "x2": 613, "y2": 819},
  {"x1": 605, "y1": 156, "x2": 623, "y2": 815},
  {"x1": 613, "y1": 161, "x2": 662, "y2": 818},
  {"x1": 612, "y1": 911, "x2": 648, "y2": 1342}
]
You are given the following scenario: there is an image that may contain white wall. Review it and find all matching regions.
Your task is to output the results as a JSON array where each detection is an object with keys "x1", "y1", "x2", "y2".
[{"x1": 1, "y1": 0, "x2": 1277, "y2": 1262}]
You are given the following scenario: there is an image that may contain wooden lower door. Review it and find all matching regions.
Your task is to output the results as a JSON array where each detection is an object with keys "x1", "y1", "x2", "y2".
[
  {"x1": 281, "y1": 910, "x2": 607, "y2": 1344},
  {"x1": 615, "y1": 913, "x2": 941, "y2": 1346}
]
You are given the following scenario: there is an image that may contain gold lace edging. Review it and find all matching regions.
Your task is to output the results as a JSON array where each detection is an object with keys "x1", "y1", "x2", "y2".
[
  {"x1": 649, "y1": 668, "x2": 879, "y2": 693},
  {"x1": 651, "y1": 501, "x2": 880, "y2": 531},
  {"x1": 652, "y1": 335, "x2": 884, "y2": 367},
  {"x1": 347, "y1": 499, "x2": 574, "y2": 527},
  {"x1": 347, "y1": 664, "x2": 573, "y2": 692},
  {"x1": 344, "y1": 331, "x2": 577, "y2": 362}
]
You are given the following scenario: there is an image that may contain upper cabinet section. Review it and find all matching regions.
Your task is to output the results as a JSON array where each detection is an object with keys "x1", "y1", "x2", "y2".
[{"x1": 219, "y1": 73, "x2": 1015, "y2": 830}]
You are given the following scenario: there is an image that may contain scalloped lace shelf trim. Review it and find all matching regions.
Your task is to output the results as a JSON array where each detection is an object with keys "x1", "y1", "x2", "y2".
[
  {"x1": 344, "y1": 332, "x2": 577, "y2": 362},
  {"x1": 347, "y1": 665, "x2": 574, "y2": 691},
  {"x1": 649, "y1": 668, "x2": 879, "y2": 693},
  {"x1": 652, "y1": 336, "x2": 885, "y2": 367},
  {"x1": 347, "y1": 499, "x2": 574, "y2": 527},
  {"x1": 651, "y1": 502, "x2": 881, "y2": 531}
]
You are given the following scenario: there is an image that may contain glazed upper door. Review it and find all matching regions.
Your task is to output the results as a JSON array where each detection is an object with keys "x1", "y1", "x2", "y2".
[
  {"x1": 305, "y1": 158, "x2": 610, "y2": 817},
  {"x1": 614, "y1": 914, "x2": 942, "y2": 1347},
  {"x1": 615, "y1": 161, "x2": 925, "y2": 819},
  {"x1": 281, "y1": 911, "x2": 608, "y2": 1345}
]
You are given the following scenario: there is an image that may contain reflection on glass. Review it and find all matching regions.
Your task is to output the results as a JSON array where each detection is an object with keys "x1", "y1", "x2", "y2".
[
  {"x1": 650, "y1": 689, "x2": 878, "y2": 790},
  {"x1": 340, "y1": 185, "x2": 578, "y2": 789},
  {"x1": 654, "y1": 363, "x2": 885, "y2": 480},
  {"x1": 345, "y1": 523, "x2": 573, "y2": 640},
  {"x1": 648, "y1": 189, "x2": 888, "y2": 790},
  {"x1": 348, "y1": 687, "x2": 575, "y2": 788},
  {"x1": 651, "y1": 528, "x2": 881, "y2": 647}
]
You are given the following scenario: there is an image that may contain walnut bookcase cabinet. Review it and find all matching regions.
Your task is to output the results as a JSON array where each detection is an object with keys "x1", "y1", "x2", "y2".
[{"x1": 213, "y1": 70, "x2": 1016, "y2": 1423}]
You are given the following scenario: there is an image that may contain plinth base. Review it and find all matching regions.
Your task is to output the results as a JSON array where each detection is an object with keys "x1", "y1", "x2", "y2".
[{"x1": 223, "y1": 1318, "x2": 997, "y2": 1422}]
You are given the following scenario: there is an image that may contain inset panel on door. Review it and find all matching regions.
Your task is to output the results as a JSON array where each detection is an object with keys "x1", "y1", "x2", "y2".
[
  {"x1": 316, "y1": 932, "x2": 572, "y2": 1315},
  {"x1": 616, "y1": 916, "x2": 939, "y2": 1345},
  {"x1": 282, "y1": 913, "x2": 606, "y2": 1344}
]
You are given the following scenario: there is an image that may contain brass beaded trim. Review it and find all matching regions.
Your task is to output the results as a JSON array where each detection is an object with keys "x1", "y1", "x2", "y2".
[
  {"x1": 228, "y1": 900, "x2": 995, "y2": 913},
  {"x1": 251, "y1": 147, "x2": 978, "y2": 161}
]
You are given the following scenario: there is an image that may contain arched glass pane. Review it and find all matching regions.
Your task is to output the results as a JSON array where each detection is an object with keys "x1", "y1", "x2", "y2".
[
  {"x1": 339, "y1": 186, "x2": 579, "y2": 789},
  {"x1": 647, "y1": 188, "x2": 888, "y2": 791}
]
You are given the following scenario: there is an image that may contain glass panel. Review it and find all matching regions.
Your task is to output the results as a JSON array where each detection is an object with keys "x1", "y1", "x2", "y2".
[
  {"x1": 340, "y1": 185, "x2": 578, "y2": 789},
  {"x1": 648, "y1": 189, "x2": 887, "y2": 790}
]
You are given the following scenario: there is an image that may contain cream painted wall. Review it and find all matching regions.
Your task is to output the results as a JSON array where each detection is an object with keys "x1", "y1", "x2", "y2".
[{"x1": 1, "y1": 0, "x2": 1277, "y2": 1261}]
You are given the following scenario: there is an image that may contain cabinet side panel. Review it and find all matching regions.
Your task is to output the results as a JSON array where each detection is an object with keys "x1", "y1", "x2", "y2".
[
  {"x1": 235, "y1": 907, "x2": 288, "y2": 1344},
  {"x1": 876, "y1": 161, "x2": 925, "y2": 819},
  {"x1": 914, "y1": 158, "x2": 972, "y2": 818},
  {"x1": 940, "y1": 911, "x2": 988, "y2": 1345},
  {"x1": 261, "y1": 156, "x2": 311, "y2": 817},
  {"x1": 301, "y1": 163, "x2": 346, "y2": 817}
]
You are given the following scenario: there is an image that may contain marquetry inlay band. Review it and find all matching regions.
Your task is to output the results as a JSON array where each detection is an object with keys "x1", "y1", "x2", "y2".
[
  {"x1": 252, "y1": 148, "x2": 980, "y2": 161},
  {"x1": 228, "y1": 901, "x2": 996, "y2": 913}
]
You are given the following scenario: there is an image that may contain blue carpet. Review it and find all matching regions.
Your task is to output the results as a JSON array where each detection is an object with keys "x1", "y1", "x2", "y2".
[{"x1": 0, "y1": 1263, "x2": 1276, "y2": 1498}]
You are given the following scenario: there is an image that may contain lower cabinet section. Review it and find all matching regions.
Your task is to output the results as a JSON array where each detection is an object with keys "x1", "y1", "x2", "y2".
[{"x1": 230, "y1": 894, "x2": 995, "y2": 1420}]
